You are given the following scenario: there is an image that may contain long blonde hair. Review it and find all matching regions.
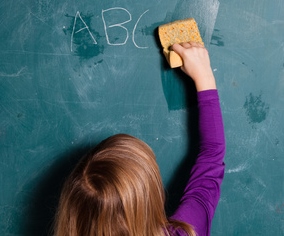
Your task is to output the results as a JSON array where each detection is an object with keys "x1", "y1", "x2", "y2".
[{"x1": 54, "y1": 134, "x2": 195, "y2": 236}]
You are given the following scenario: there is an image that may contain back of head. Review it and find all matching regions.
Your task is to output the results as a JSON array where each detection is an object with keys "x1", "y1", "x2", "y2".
[{"x1": 54, "y1": 134, "x2": 167, "y2": 236}]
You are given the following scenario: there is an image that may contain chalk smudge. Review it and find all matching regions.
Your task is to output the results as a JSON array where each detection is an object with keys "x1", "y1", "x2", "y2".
[
  {"x1": 226, "y1": 163, "x2": 248, "y2": 174},
  {"x1": 0, "y1": 67, "x2": 29, "y2": 78},
  {"x1": 244, "y1": 92, "x2": 269, "y2": 124},
  {"x1": 141, "y1": 22, "x2": 160, "y2": 36}
]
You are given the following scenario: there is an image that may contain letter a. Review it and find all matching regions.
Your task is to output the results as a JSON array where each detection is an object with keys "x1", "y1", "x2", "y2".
[{"x1": 70, "y1": 11, "x2": 97, "y2": 52}]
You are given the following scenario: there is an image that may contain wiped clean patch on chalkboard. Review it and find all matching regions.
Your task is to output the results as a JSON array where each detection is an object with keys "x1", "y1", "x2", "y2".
[
  {"x1": 161, "y1": 69, "x2": 187, "y2": 110},
  {"x1": 210, "y1": 29, "x2": 225, "y2": 47}
]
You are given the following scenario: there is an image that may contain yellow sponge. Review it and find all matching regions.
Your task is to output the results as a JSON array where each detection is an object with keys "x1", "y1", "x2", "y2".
[{"x1": 158, "y1": 18, "x2": 203, "y2": 68}]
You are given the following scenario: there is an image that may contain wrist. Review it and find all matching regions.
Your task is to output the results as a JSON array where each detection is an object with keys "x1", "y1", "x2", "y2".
[{"x1": 194, "y1": 74, "x2": 216, "y2": 92}]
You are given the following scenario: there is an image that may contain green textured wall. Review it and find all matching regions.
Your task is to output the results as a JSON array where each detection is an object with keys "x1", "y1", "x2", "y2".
[{"x1": 0, "y1": 0, "x2": 283, "y2": 235}]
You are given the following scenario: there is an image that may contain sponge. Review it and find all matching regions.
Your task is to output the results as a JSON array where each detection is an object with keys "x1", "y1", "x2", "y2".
[{"x1": 158, "y1": 18, "x2": 203, "y2": 68}]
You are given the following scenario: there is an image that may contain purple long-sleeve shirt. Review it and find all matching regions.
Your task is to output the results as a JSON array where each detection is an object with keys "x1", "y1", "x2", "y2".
[{"x1": 170, "y1": 89, "x2": 226, "y2": 236}]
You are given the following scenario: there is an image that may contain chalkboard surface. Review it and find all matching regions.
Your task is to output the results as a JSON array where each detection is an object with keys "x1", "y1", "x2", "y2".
[{"x1": 1, "y1": 0, "x2": 284, "y2": 235}]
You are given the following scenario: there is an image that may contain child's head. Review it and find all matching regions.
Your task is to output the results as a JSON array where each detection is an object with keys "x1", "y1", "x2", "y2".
[{"x1": 54, "y1": 134, "x2": 167, "y2": 236}]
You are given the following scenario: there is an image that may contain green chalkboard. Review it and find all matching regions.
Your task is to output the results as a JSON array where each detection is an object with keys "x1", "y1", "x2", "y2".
[{"x1": 1, "y1": 0, "x2": 284, "y2": 235}]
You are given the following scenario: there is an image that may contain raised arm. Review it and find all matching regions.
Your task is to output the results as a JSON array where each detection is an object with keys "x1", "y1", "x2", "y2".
[{"x1": 170, "y1": 43, "x2": 226, "y2": 236}]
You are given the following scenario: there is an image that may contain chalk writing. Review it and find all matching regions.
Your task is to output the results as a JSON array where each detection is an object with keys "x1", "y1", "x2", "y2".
[
  {"x1": 70, "y1": 7, "x2": 149, "y2": 52},
  {"x1": 132, "y1": 9, "x2": 149, "y2": 49},
  {"x1": 101, "y1": 7, "x2": 132, "y2": 46},
  {"x1": 102, "y1": 7, "x2": 149, "y2": 48},
  {"x1": 71, "y1": 11, "x2": 98, "y2": 52}
]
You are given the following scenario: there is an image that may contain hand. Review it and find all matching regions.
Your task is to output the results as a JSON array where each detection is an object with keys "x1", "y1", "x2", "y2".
[{"x1": 171, "y1": 42, "x2": 216, "y2": 92}]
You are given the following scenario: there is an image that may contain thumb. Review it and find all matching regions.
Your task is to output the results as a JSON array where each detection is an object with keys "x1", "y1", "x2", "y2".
[{"x1": 171, "y1": 43, "x2": 184, "y2": 56}]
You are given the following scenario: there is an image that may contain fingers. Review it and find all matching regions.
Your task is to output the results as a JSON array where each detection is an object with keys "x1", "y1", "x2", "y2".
[
  {"x1": 171, "y1": 43, "x2": 184, "y2": 55},
  {"x1": 179, "y1": 42, "x2": 192, "y2": 48},
  {"x1": 171, "y1": 42, "x2": 206, "y2": 54},
  {"x1": 171, "y1": 42, "x2": 201, "y2": 55},
  {"x1": 180, "y1": 42, "x2": 204, "y2": 48},
  {"x1": 170, "y1": 41, "x2": 212, "y2": 83}
]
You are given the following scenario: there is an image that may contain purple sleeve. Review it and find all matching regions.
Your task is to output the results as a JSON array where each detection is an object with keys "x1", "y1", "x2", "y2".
[{"x1": 170, "y1": 89, "x2": 226, "y2": 236}]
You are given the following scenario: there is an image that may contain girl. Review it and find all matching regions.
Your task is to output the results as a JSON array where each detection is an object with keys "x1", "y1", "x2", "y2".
[{"x1": 54, "y1": 42, "x2": 225, "y2": 236}]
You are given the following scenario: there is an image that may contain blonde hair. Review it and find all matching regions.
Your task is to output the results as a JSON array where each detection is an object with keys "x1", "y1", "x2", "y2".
[{"x1": 54, "y1": 134, "x2": 195, "y2": 236}]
